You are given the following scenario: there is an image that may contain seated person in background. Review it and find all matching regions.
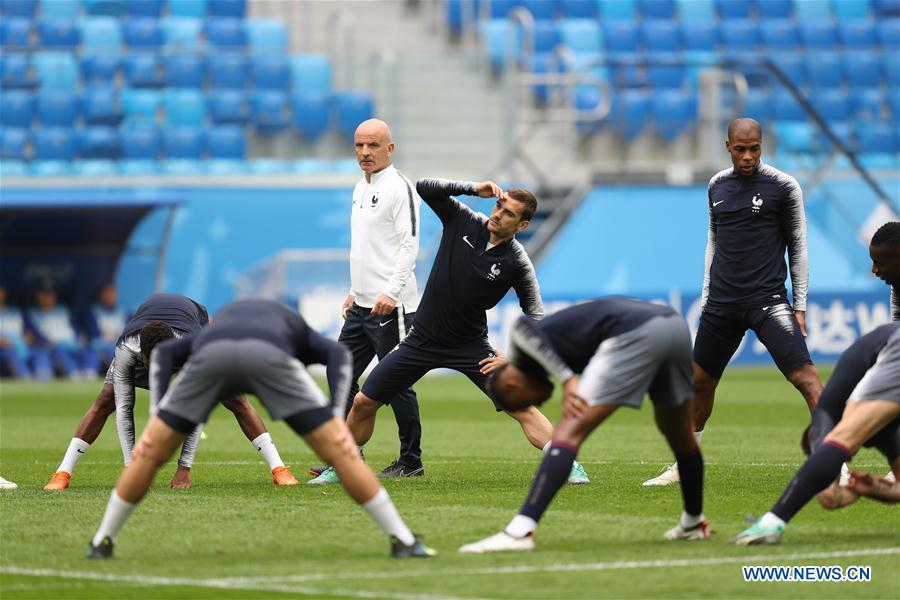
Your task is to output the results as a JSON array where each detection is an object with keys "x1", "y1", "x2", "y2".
[
  {"x1": 0, "y1": 287, "x2": 32, "y2": 379},
  {"x1": 25, "y1": 281, "x2": 100, "y2": 381},
  {"x1": 84, "y1": 282, "x2": 127, "y2": 371}
]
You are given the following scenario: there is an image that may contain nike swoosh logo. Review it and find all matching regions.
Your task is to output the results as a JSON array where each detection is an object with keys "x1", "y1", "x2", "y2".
[
  {"x1": 462, "y1": 235, "x2": 474, "y2": 248},
  {"x1": 379, "y1": 319, "x2": 394, "y2": 327},
  {"x1": 76, "y1": 449, "x2": 85, "y2": 453},
  {"x1": 713, "y1": 200, "x2": 725, "y2": 207}
]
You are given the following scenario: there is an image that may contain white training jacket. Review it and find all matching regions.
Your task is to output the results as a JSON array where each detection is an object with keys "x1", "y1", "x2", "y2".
[{"x1": 349, "y1": 164, "x2": 421, "y2": 312}]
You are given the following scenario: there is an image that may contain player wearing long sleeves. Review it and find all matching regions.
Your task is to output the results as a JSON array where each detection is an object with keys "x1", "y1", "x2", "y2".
[
  {"x1": 644, "y1": 118, "x2": 824, "y2": 487},
  {"x1": 87, "y1": 300, "x2": 434, "y2": 560},
  {"x1": 867, "y1": 221, "x2": 900, "y2": 321}
]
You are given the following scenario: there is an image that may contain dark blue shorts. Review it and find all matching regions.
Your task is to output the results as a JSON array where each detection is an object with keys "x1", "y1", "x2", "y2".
[{"x1": 361, "y1": 328, "x2": 503, "y2": 410}]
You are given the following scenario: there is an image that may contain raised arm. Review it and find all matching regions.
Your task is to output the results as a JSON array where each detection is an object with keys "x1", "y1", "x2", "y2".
[
  {"x1": 782, "y1": 176, "x2": 809, "y2": 312},
  {"x1": 415, "y1": 178, "x2": 481, "y2": 224}
]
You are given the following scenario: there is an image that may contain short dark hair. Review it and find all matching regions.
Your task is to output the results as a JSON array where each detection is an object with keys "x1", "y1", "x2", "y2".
[
  {"x1": 507, "y1": 188, "x2": 538, "y2": 222},
  {"x1": 487, "y1": 364, "x2": 554, "y2": 412},
  {"x1": 727, "y1": 117, "x2": 762, "y2": 141},
  {"x1": 139, "y1": 320, "x2": 175, "y2": 361},
  {"x1": 871, "y1": 221, "x2": 900, "y2": 248}
]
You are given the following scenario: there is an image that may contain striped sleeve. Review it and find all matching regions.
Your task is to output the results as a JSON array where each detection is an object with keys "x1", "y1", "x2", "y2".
[
  {"x1": 384, "y1": 172, "x2": 420, "y2": 303},
  {"x1": 700, "y1": 178, "x2": 719, "y2": 308},
  {"x1": 112, "y1": 343, "x2": 139, "y2": 464},
  {"x1": 416, "y1": 178, "x2": 479, "y2": 224},
  {"x1": 780, "y1": 173, "x2": 809, "y2": 311},
  {"x1": 509, "y1": 316, "x2": 574, "y2": 382},
  {"x1": 892, "y1": 286, "x2": 900, "y2": 321},
  {"x1": 510, "y1": 241, "x2": 544, "y2": 321}
]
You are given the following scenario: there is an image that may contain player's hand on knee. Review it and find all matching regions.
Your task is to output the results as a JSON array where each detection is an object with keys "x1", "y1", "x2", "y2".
[
  {"x1": 562, "y1": 378, "x2": 589, "y2": 419},
  {"x1": 479, "y1": 353, "x2": 507, "y2": 375}
]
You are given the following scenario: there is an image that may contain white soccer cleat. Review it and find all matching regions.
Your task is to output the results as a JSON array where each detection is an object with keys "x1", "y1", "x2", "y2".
[
  {"x1": 0, "y1": 476, "x2": 18, "y2": 490},
  {"x1": 643, "y1": 463, "x2": 679, "y2": 486},
  {"x1": 884, "y1": 471, "x2": 896, "y2": 484},
  {"x1": 458, "y1": 531, "x2": 535, "y2": 554},
  {"x1": 839, "y1": 463, "x2": 851, "y2": 487},
  {"x1": 663, "y1": 520, "x2": 710, "y2": 541}
]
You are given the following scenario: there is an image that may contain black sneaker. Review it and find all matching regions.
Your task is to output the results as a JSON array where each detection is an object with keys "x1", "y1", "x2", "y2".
[
  {"x1": 390, "y1": 534, "x2": 436, "y2": 558},
  {"x1": 86, "y1": 536, "x2": 113, "y2": 559},
  {"x1": 378, "y1": 460, "x2": 424, "y2": 478}
]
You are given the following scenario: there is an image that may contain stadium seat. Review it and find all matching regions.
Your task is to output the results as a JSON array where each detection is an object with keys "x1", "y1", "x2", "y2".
[
  {"x1": 838, "y1": 21, "x2": 877, "y2": 48},
  {"x1": 831, "y1": 0, "x2": 872, "y2": 19},
  {"x1": 123, "y1": 53, "x2": 165, "y2": 87},
  {"x1": 160, "y1": 158, "x2": 205, "y2": 173},
  {"x1": 642, "y1": 20, "x2": 680, "y2": 54},
  {"x1": 720, "y1": 20, "x2": 759, "y2": 52},
  {"x1": 162, "y1": 17, "x2": 202, "y2": 49},
  {"x1": 1, "y1": 0, "x2": 36, "y2": 17},
  {"x1": 206, "y1": 158, "x2": 245, "y2": 174},
  {"x1": 603, "y1": 21, "x2": 640, "y2": 55},
  {"x1": 520, "y1": 0, "x2": 555, "y2": 20},
  {"x1": 638, "y1": 0, "x2": 674, "y2": 19},
  {"x1": 81, "y1": 17, "x2": 122, "y2": 52},
  {"x1": 598, "y1": 0, "x2": 636, "y2": 20},
  {"x1": 715, "y1": 0, "x2": 751, "y2": 18},
  {"x1": 207, "y1": 125, "x2": 245, "y2": 159},
  {"x1": 676, "y1": 0, "x2": 714, "y2": 20},
  {"x1": 208, "y1": 54, "x2": 247, "y2": 88},
  {"x1": 75, "y1": 159, "x2": 118, "y2": 175},
  {"x1": 484, "y1": 0, "x2": 514, "y2": 18},
  {"x1": 163, "y1": 127, "x2": 204, "y2": 158},
  {"x1": 1, "y1": 54, "x2": 37, "y2": 88},
  {"x1": 876, "y1": 19, "x2": 900, "y2": 47},
  {"x1": 123, "y1": 17, "x2": 163, "y2": 48},
  {"x1": 164, "y1": 89, "x2": 206, "y2": 125},
  {"x1": 37, "y1": 91, "x2": 77, "y2": 126},
  {"x1": 760, "y1": 20, "x2": 799, "y2": 51},
  {"x1": 33, "y1": 127, "x2": 76, "y2": 160},
  {"x1": 849, "y1": 88, "x2": 885, "y2": 120},
  {"x1": 291, "y1": 158, "x2": 332, "y2": 174},
  {"x1": 767, "y1": 52, "x2": 806, "y2": 87},
  {"x1": 812, "y1": 89, "x2": 852, "y2": 123},
  {"x1": 774, "y1": 122, "x2": 816, "y2": 153},
  {"x1": 83, "y1": 0, "x2": 125, "y2": 16},
  {"x1": 856, "y1": 121, "x2": 898, "y2": 152},
  {"x1": 647, "y1": 57, "x2": 684, "y2": 88},
  {"x1": 2, "y1": 18, "x2": 34, "y2": 48},
  {"x1": 887, "y1": 84, "x2": 900, "y2": 117},
  {"x1": 799, "y1": 22, "x2": 838, "y2": 48},
  {"x1": 246, "y1": 19, "x2": 287, "y2": 54},
  {"x1": 206, "y1": 17, "x2": 245, "y2": 48},
  {"x1": 208, "y1": 89, "x2": 250, "y2": 123},
  {"x1": 81, "y1": 54, "x2": 120, "y2": 83},
  {"x1": 245, "y1": 159, "x2": 288, "y2": 174},
  {"x1": 32, "y1": 51, "x2": 79, "y2": 90},
  {"x1": 741, "y1": 87, "x2": 772, "y2": 122},
  {"x1": 165, "y1": 54, "x2": 205, "y2": 88},
  {"x1": 572, "y1": 84, "x2": 603, "y2": 136},
  {"x1": 772, "y1": 88, "x2": 807, "y2": 121},
  {"x1": 481, "y1": 19, "x2": 519, "y2": 68},
  {"x1": 611, "y1": 89, "x2": 649, "y2": 140},
  {"x1": 0, "y1": 160, "x2": 28, "y2": 176},
  {"x1": 816, "y1": 121, "x2": 854, "y2": 153},
  {"x1": 652, "y1": 89, "x2": 697, "y2": 141},
  {"x1": 610, "y1": 62, "x2": 645, "y2": 87},
  {"x1": 126, "y1": 0, "x2": 164, "y2": 16},
  {"x1": 559, "y1": 0, "x2": 596, "y2": 18},
  {"x1": 844, "y1": 51, "x2": 883, "y2": 88},
  {"x1": 120, "y1": 126, "x2": 161, "y2": 158},
  {"x1": 873, "y1": 0, "x2": 900, "y2": 16},
  {"x1": 885, "y1": 52, "x2": 900, "y2": 87},
  {"x1": 806, "y1": 52, "x2": 844, "y2": 88},
  {"x1": 118, "y1": 159, "x2": 158, "y2": 174},
  {"x1": 1, "y1": 128, "x2": 28, "y2": 159},
  {"x1": 531, "y1": 21, "x2": 560, "y2": 55},
  {"x1": 169, "y1": 0, "x2": 207, "y2": 17},
  {"x1": 29, "y1": 160, "x2": 72, "y2": 175},
  {"x1": 251, "y1": 89, "x2": 290, "y2": 133},
  {"x1": 445, "y1": 0, "x2": 465, "y2": 35},
  {"x1": 559, "y1": 19, "x2": 601, "y2": 54},
  {"x1": 78, "y1": 127, "x2": 120, "y2": 159},
  {"x1": 794, "y1": 0, "x2": 833, "y2": 20},
  {"x1": 757, "y1": 0, "x2": 793, "y2": 18},
  {"x1": 289, "y1": 54, "x2": 332, "y2": 93},
  {"x1": 251, "y1": 55, "x2": 289, "y2": 90},
  {"x1": 121, "y1": 88, "x2": 161, "y2": 124},
  {"x1": 81, "y1": 87, "x2": 124, "y2": 125},
  {"x1": 38, "y1": 18, "x2": 80, "y2": 48},
  {"x1": 291, "y1": 91, "x2": 330, "y2": 140},
  {"x1": 209, "y1": 0, "x2": 245, "y2": 17},
  {"x1": 333, "y1": 91, "x2": 374, "y2": 141},
  {"x1": 681, "y1": 21, "x2": 718, "y2": 53},
  {"x1": 0, "y1": 90, "x2": 33, "y2": 127}
]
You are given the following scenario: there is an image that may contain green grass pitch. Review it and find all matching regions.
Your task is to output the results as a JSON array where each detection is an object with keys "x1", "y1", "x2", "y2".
[{"x1": 1, "y1": 368, "x2": 898, "y2": 599}]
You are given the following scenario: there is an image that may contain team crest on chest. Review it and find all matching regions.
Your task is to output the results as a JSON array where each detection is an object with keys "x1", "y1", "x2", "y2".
[
  {"x1": 370, "y1": 193, "x2": 379, "y2": 207},
  {"x1": 487, "y1": 262, "x2": 501, "y2": 281},
  {"x1": 751, "y1": 193, "x2": 763, "y2": 213}
]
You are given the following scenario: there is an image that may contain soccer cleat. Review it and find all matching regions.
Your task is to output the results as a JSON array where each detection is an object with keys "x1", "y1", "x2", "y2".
[
  {"x1": 390, "y1": 535, "x2": 437, "y2": 558},
  {"x1": 839, "y1": 463, "x2": 851, "y2": 487},
  {"x1": 0, "y1": 476, "x2": 18, "y2": 490},
  {"x1": 307, "y1": 466, "x2": 340, "y2": 485},
  {"x1": 663, "y1": 520, "x2": 710, "y2": 541},
  {"x1": 378, "y1": 460, "x2": 425, "y2": 479},
  {"x1": 568, "y1": 461, "x2": 590, "y2": 485},
  {"x1": 459, "y1": 531, "x2": 536, "y2": 554},
  {"x1": 308, "y1": 465, "x2": 329, "y2": 476},
  {"x1": 729, "y1": 519, "x2": 784, "y2": 545},
  {"x1": 86, "y1": 536, "x2": 114, "y2": 559},
  {"x1": 884, "y1": 471, "x2": 896, "y2": 484},
  {"x1": 643, "y1": 463, "x2": 680, "y2": 486},
  {"x1": 272, "y1": 466, "x2": 299, "y2": 486},
  {"x1": 44, "y1": 471, "x2": 71, "y2": 491}
]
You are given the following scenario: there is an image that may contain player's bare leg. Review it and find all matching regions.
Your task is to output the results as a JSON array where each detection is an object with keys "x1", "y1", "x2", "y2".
[
  {"x1": 220, "y1": 394, "x2": 298, "y2": 485},
  {"x1": 46, "y1": 384, "x2": 116, "y2": 490},
  {"x1": 345, "y1": 392, "x2": 383, "y2": 447},
  {"x1": 506, "y1": 405, "x2": 591, "y2": 484},
  {"x1": 785, "y1": 363, "x2": 823, "y2": 413}
]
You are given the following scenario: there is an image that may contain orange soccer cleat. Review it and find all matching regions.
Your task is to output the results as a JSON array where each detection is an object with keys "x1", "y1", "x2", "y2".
[
  {"x1": 44, "y1": 471, "x2": 71, "y2": 491},
  {"x1": 272, "y1": 466, "x2": 299, "y2": 486}
]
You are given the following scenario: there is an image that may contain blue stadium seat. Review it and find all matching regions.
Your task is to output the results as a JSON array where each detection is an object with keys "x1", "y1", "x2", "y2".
[
  {"x1": 757, "y1": 0, "x2": 793, "y2": 18},
  {"x1": 81, "y1": 87, "x2": 123, "y2": 125},
  {"x1": 121, "y1": 88, "x2": 161, "y2": 123},
  {"x1": 559, "y1": 19, "x2": 601, "y2": 54},
  {"x1": 333, "y1": 91, "x2": 374, "y2": 141},
  {"x1": 720, "y1": 20, "x2": 759, "y2": 52},
  {"x1": 163, "y1": 127, "x2": 204, "y2": 158},
  {"x1": 1, "y1": 0, "x2": 36, "y2": 17},
  {"x1": 681, "y1": 21, "x2": 718, "y2": 53},
  {"x1": 120, "y1": 126, "x2": 160, "y2": 158},
  {"x1": 849, "y1": 88, "x2": 885, "y2": 119},
  {"x1": 162, "y1": 17, "x2": 202, "y2": 49},
  {"x1": 760, "y1": 20, "x2": 799, "y2": 51},
  {"x1": 604, "y1": 21, "x2": 640, "y2": 55},
  {"x1": 806, "y1": 52, "x2": 844, "y2": 88},
  {"x1": 1, "y1": 54, "x2": 37, "y2": 88},
  {"x1": 247, "y1": 159, "x2": 288, "y2": 174},
  {"x1": 207, "y1": 125, "x2": 245, "y2": 158},
  {"x1": 81, "y1": 17, "x2": 122, "y2": 52},
  {"x1": 123, "y1": 17, "x2": 163, "y2": 48},
  {"x1": 32, "y1": 51, "x2": 79, "y2": 90},
  {"x1": 37, "y1": 91, "x2": 77, "y2": 126},
  {"x1": 481, "y1": 19, "x2": 517, "y2": 66},
  {"x1": 208, "y1": 54, "x2": 247, "y2": 88},
  {"x1": 445, "y1": 0, "x2": 465, "y2": 35},
  {"x1": 877, "y1": 19, "x2": 900, "y2": 46},
  {"x1": 126, "y1": 0, "x2": 164, "y2": 16},
  {"x1": 856, "y1": 121, "x2": 898, "y2": 152},
  {"x1": 767, "y1": 52, "x2": 806, "y2": 87},
  {"x1": 84, "y1": 0, "x2": 125, "y2": 16},
  {"x1": 78, "y1": 126, "x2": 120, "y2": 158},
  {"x1": 799, "y1": 21, "x2": 838, "y2": 48},
  {"x1": 885, "y1": 52, "x2": 900, "y2": 86},
  {"x1": 742, "y1": 87, "x2": 772, "y2": 122},
  {"x1": 160, "y1": 159, "x2": 204, "y2": 174},
  {"x1": 775, "y1": 122, "x2": 816, "y2": 153},
  {"x1": 123, "y1": 53, "x2": 164, "y2": 87},
  {"x1": 75, "y1": 160, "x2": 118, "y2": 176},
  {"x1": 206, "y1": 158, "x2": 245, "y2": 174},
  {"x1": 291, "y1": 91, "x2": 330, "y2": 140},
  {"x1": 794, "y1": 0, "x2": 833, "y2": 20},
  {"x1": 816, "y1": 121, "x2": 854, "y2": 153},
  {"x1": 38, "y1": 18, "x2": 80, "y2": 48},
  {"x1": 2, "y1": 18, "x2": 34, "y2": 48},
  {"x1": 610, "y1": 62, "x2": 645, "y2": 87},
  {"x1": 289, "y1": 54, "x2": 332, "y2": 93},
  {"x1": 652, "y1": 89, "x2": 697, "y2": 141},
  {"x1": 844, "y1": 51, "x2": 883, "y2": 88},
  {"x1": 208, "y1": 89, "x2": 250, "y2": 123},
  {"x1": 558, "y1": 0, "x2": 596, "y2": 18},
  {"x1": 715, "y1": 0, "x2": 751, "y2": 18},
  {"x1": 33, "y1": 127, "x2": 76, "y2": 160},
  {"x1": 169, "y1": 0, "x2": 206, "y2": 17},
  {"x1": 206, "y1": 17, "x2": 245, "y2": 48},
  {"x1": 532, "y1": 21, "x2": 560, "y2": 55},
  {"x1": 1, "y1": 128, "x2": 28, "y2": 159},
  {"x1": 873, "y1": 0, "x2": 900, "y2": 16},
  {"x1": 81, "y1": 54, "x2": 120, "y2": 83},
  {"x1": 831, "y1": 0, "x2": 872, "y2": 19},
  {"x1": 638, "y1": 0, "x2": 675, "y2": 19},
  {"x1": 251, "y1": 89, "x2": 290, "y2": 133},
  {"x1": 118, "y1": 159, "x2": 158, "y2": 174},
  {"x1": 812, "y1": 89, "x2": 851, "y2": 123},
  {"x1": 647, "y1": 57, "x2": 684, "y2": 88},
  {"x1": 164, "y1": 89, "x2": 206, "y2": 125},
  {"x1": 520, "y1": 0, "x2": 555, "y2": 20},
  {"x1": 0, "y1": 160, "x2": 28, "y2": 175},
  {"x1": 291, "y1": 158, "x2": 333, "y2": 174},
  {"x1": 251, "y1": 55, "x2": 289, "y2": 89},
  {"x1": 676, "y1": 0, "x2": 714, "y2": 20},
  {"x1": 246, "y1": 19, "x2": 287, "y2": 54},
  {"x1": 209, "y1": 0, "x2": 245, "y2": 17},
  {"x1": 598, "y1": 0, "x2": 636, "y2": 20},
  {"x1": 165, "y1": 54, "x2": 205, "y2": 88},
  {"x1": 610, "y1": 89, "x2": 649, "y2": 140},
  {"x1": 888, "y1": 88, "x2": 900, "y2": 117},
  {"x1": 572, "y1": 84, "x2": 603, "y2": 136},
  {"x1": 0, "y1": 91, "x2": 34, "y2": 127},
  {"x1": 772, "y1": 88, "x2": 807, "y2": 120},
  {"x1": 29, "y1": 160, "x2": 72, "y2": 175},
  {"x1": 838, "y1": 21, "x2": 877, "y2": 47},
  {"x1": 642, "y1": 20, "x2": 680, "y2": 54},
  {"x1": 484, "y1": 0, "x2": 514, "y2": 18}
]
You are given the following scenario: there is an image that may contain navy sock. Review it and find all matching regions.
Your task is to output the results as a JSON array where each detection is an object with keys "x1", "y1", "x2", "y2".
[
  {"x1": 676, "y1": 450, "x2": 704, "y2": 517},
  {"x1": 772, "y1": 441, "x2": 849, "y2": 523},
  {"x1": 519, "y1": 442, "x2": 578, "y2": 523}
]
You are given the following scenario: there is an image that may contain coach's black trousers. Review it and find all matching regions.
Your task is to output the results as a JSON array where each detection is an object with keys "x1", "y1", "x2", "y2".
[{"x1": 339, "y1": 303, "x2": 422, "y2": 466}]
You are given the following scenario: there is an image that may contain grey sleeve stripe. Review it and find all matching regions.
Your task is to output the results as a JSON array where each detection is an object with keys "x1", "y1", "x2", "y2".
[
  {"x1": 701, "y1": 198, "x2": 717, "y2": 308},
  {"x1": 177, "y1": 424, "x2": 204, "y2": 468},
  {"x1": 398, "y1": 172, "x2": 417, "y2": 237},
  {"x1": 113, "y1": 345, "x2": 138, "y2": 465},
  {"x1": 510, "y1": 317, "x2": 574, "y2": 382},
  {"x1": 892, "y1": 287, "x2": 900, "y2": 321},
  {"x1": 512, "y1": 242, "x2": 544, "y2": 320},
  {"x1": 781, "y1": 172, "x2": 809, "y2": 311}
]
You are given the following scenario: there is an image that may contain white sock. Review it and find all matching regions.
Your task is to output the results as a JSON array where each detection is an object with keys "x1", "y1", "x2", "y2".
[
  {"x1": 680, "y1": 511, "x2": 705, "y2": 529},
  {"x1": 362, "y1": 488, "x2": 415, "y2": 546},
  {"x1": 251, "y1": 433, "x2": 284, "y2": 470},
  {"x1": 92, "y1": 490, "x2": 137, "y2": 546},
  {"x1": 693, "y1": 429, "x2": 704, "y2": 445},
  {"x1": 58, "y1": 437, "x2": 90, "y2": 473},
  {"x1": 505, "y1": 514, "x2": 537, "y2": 538},
  {"x1": 758, "y1": 512, "x2": 786, "y2": 529}
]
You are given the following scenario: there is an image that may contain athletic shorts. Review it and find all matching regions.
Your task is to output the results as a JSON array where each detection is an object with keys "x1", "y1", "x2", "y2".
[
  {"x1": 849, "y1": 327, "x2": 900, "y2": 404},
  {"x1": 577, "y1": 314, "x2": 693, "y2": 409},
  {"x1": 693, "y1": 303, "x2": 813, "y2": 379},
  {"x1": 103, "y1": 356, "x2": 149, "y2": 389},
  {"x1": 156, "y1": 339, "x2": 332, "y2": 432},
  {"x1": 361, "y1": 328, "x2": 502, "y2": 410}
]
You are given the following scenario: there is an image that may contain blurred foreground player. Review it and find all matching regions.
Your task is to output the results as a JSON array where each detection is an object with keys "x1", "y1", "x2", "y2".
[
  {"x1": 87, "y1": 300, "x2": 434, "y2": 559},
  {"x1": 45, "y1": 293, "x2": 297, "y2": 490},
  {"x1": 460, "y1": 298, "x2": 707, "y2": 553},
  {"x1": 732, "y1": 322, "x2": 900, "y2": 545},
  {"x1": 868, "y1": 221, "x2": 900, "y2": 321}
]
